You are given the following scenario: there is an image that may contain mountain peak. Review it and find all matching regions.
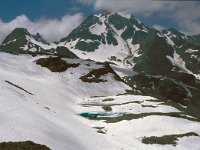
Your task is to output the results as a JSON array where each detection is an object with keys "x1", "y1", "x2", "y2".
[
  {"x1": 11, "y1": 28, "x2": 30, "y2": 36},
  {"x1": 114, "y1": 11, "x2": 132, "y2": 19},
  {"x1": 1, "y1": 28, "x2": 31, "y2": 46},
  {"x1": 34, "y1": 33, "x2": 48, "y2": 44},
  {"x1": 0, "y1": 28, "x2": 51, "y2": 54},
  {"x1": 98, "y1": 11, "x2": 133, "y2": 20}
]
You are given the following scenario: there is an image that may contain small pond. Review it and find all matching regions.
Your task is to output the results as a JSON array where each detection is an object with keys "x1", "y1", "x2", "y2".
[{"x1": 80, "y1": 112, "x2": 123, "y2": 119}]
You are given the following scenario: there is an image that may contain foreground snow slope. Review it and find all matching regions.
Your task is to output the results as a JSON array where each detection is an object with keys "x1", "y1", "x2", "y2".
[
  {"x1": 0, "y1": 52, "x2": 200, "y2": 150},
  {"x1": 0, "y1": 53, "x2": 128, "y2": 150}
]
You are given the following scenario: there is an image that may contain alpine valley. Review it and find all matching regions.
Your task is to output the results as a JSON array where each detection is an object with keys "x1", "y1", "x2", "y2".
[{"x1": 0, "y1": 12, "x2": 200, "y2": 150}]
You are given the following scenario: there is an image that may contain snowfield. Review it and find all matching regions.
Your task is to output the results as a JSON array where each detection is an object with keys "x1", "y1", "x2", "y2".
[
  {"x1": 0, "y1": 52, "x2": 200, "y2": 150},
  {"x1": 0, "y1": 53, "x2": 127, "y2": 150}
]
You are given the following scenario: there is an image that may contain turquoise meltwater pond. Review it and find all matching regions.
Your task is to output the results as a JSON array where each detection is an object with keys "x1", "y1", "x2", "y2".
[{"x1": 80, "y1": 112, "x2": 122, "y2": 119}]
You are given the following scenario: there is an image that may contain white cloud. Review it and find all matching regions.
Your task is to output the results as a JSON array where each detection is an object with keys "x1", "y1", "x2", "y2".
[
  {"x1": 170, "y1": 2, "x2": 200, "y2": 35},
  {"x1": 94, "y1": 0, "x2": 170, "y2": 16},
  {"x1": 78, "y1": 0, "x2": 175, "y2": 16},
  {"x1": 153, "y1": 24, "x2": 166, "y2": 31},
  {"x1": 0, "y1": 13, "x2": 84, "y2": 44},
  {"x1": 78, "y1": 0, "x2": 200, "y2": 35}
]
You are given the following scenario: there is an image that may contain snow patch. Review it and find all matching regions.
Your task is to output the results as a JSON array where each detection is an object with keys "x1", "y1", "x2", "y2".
[
  {"x1": 26, "y1": 36, "x2": 56, "y2": 50},
  {"x1": 3, "y1": 39, "x2": 16, "y2": 46},
  {"x1": 186, "y1": 49, "x2": 199, "y2": 53},
  {"x1": 166, "y1": 52, "x2": 192, "y2": 74}
]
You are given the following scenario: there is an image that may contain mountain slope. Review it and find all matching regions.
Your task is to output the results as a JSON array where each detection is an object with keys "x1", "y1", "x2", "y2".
[
  {"x1": 0, "y1": 28, "x2": 78, "y2": 59},
  {"x1": 0, "y1": 52, "x2": 129, "y2": 150},
  {"x1": 162, "y1": 28, "x2": 200, "y2": 76},
  {"x1": 0, "y1": 28, "x2": 55, "y2": 54},
  {"x1": 59, "y1": 12, "x2": 149, "y2": 68},
  {"x1": 59, "y1": 12, "x2": 199, "y2": 77}
]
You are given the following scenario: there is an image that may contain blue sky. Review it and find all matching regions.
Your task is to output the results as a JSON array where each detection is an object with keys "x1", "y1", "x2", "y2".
[
  {"x1": 0, "y1": 0, "x2": 176, "y2": 27},
  {"x1": 0, "y1": 0, "x2": 97, "y2": 21},
  {"x1": 0, "y1": 0, "x2": 199, "y2": 43}
]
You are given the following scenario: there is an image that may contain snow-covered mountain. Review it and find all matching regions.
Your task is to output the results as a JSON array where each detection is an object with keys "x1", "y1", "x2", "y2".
[
  {"x1": 59, "y1": 12, "x2": 148, "y2": 68},
  {"x1": 0, "y1": 28, "x2": 56, "y2": 54},
  {"x1": 0, "y1": 28, "x2": 77, "y2": 58},
  {"x1": 162, "y1": 28, "x2": 200, "y2": 75},
  {"x1": 58, "y1": 12, "x2": 200, "y2": 77},
  {"x1": 57, "y1": 12, "x2": 200, "y2": 107},
  {"x1": 0, "y1": 12, "x2": 200, "y2": 150}
]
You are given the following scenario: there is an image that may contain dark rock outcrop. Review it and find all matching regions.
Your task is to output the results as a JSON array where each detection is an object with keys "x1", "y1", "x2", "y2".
[
  {"x1": 55, "y1": 46, "x2": 78, "y2": 58},
  {"x1": 36, "y1": 56, "x2": 79, "y2": 72},
  {"x1": 126, "y1": 72, "x2": 200, "y2": 106},
  {"x1": 0, "y1": 141, "x2": 50, "y2": 150},
  {"x1": 80, "y1": 62, "x2": 123, "y2": 83}
]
